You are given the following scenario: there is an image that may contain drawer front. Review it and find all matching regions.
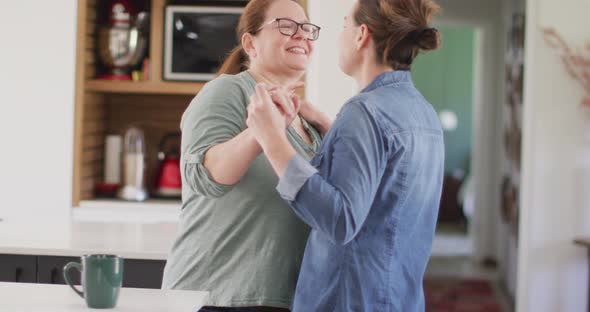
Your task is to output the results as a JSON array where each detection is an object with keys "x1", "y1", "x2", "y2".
[
  {"x1": 37, "y1": 256, "x2": 80, "y2": 285},
  {"x1": 123, "y1": 259, "x2": 166, "y2": 289},
  {"x1": 0, "y1": 254, "x2": 37, "y2": 283}
]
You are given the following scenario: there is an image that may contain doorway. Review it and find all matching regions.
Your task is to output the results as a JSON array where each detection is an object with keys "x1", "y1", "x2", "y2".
[{"x1": 413, "y1": 26, "x2": 477, "y2": 258}]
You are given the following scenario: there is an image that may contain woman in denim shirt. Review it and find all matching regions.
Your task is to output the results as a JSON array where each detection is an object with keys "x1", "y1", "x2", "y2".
[{"x1": 247, "y1": 0, "x2": 444, "y2": 311}]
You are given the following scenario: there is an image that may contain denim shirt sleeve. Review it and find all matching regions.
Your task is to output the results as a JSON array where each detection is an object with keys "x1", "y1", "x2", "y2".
[
  {"x1": 276, "y1": 100, "x2": 387, "y2": 245},
  {"x1": 276, "y1": 155, "x2": 318, "y2": 201}
]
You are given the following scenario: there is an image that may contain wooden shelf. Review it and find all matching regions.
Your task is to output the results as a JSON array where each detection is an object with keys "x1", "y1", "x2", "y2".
[{"x1": 85, "y1": 80, "x2": 205, "y2": 95}]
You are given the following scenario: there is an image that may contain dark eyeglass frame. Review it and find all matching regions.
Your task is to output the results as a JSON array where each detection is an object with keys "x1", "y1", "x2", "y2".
[{"x1": 257, "y1": 18, "x2": 321, "y2": 41}]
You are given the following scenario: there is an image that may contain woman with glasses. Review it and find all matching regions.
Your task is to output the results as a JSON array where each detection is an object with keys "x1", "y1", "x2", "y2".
[
  {"x1": 247, "y1": 0, "x2": 444, "y2": 311},
  {"x1": 161, "y1": 1, "x2": 321, "y2": 312}
]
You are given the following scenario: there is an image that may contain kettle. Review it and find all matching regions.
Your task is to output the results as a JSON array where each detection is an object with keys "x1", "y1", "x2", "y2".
[
  {"x1": 152, "y1": 132, "x2": 182, "y2": 198},
  {"x1": 118, "y1": 126, "x2": 148, "y2": 201}
]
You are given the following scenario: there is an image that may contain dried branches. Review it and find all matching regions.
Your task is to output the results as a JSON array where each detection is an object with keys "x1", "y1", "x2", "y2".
[{"x1": 544, "y1": 27, "x2": 590, "y2": 107}]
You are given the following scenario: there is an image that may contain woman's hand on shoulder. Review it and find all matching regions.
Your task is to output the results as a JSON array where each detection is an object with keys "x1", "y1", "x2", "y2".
[
  {"x1": 298, "y1": 98, "x2": 318, "y2": 124},
  {"x1": 294, "y1": 97, "x2": 333, "y2": 136}
]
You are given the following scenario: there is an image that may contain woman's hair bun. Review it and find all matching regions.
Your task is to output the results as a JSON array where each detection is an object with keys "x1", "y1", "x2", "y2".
[{"x1": 416, "y1": 28, "x2": 441, "y2": 51}]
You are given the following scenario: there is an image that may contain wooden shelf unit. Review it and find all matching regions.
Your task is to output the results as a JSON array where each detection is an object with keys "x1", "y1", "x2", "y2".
[
  {"x1": 85, "y1": 80, "x2": 205, "y2": 95},
  {"x1": 72, "y1": 0, "x2": 308, "y2": 207},
  {"x1": 72, "y1": 0, "x2": 204, "y2": 206}
]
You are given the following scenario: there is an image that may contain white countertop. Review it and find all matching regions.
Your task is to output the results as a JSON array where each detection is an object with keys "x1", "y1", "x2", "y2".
[
  {"x1": 0, "y1": 217, "x2": 179, "y2": 260},
  {"x1": 0, "y1": 282, "x2": 208, "y2": 312},
  {"x1": 75, "y1": 199, "x2": 181, "y2": 223}
]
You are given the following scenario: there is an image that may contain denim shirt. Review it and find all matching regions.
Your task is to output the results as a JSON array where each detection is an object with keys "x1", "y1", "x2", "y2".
[{"x1": 276, "y1": 71, "x2": 444, "y2": 312}]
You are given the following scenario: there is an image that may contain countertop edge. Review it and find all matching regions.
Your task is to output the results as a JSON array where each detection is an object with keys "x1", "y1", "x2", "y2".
[{"x1": 0, "y1": 247, "x2": 168, "y2": 260}]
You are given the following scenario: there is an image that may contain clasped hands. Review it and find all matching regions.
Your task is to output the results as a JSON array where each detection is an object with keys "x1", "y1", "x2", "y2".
[{"x1": 246, "y1": 82, "x2": 307, "y2": 152}]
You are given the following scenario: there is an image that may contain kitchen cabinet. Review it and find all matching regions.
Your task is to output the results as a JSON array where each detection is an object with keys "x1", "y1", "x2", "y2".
[
  {"x1": 1, "y1": 254, "x2": 166, "y2": 289},
  {"x1": 0, "y1": 254, "x2": 37, "y2": 283},
  {"x1": 0, "y1": 220, "x2": 173, "y2": 288}
]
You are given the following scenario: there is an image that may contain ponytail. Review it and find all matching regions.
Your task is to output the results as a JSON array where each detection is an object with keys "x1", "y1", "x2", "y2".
[{"x1": 216, "y1": 45, "x2": 248, "y2": 76}]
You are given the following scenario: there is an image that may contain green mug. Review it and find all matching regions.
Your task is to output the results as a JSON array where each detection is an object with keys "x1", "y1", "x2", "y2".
[{"x1": 63, "y1": 254, "x2": 124, "y2": 309}]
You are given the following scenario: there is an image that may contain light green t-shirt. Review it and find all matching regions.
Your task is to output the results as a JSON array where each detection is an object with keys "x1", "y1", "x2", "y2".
[{"x1": 162, "y1": 71, "x2": 321, "y2": 309}]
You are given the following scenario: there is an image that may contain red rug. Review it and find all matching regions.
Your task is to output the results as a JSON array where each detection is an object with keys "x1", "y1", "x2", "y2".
[{"x1": 424, "y1": 278, "x2": 503, "y2": 312}]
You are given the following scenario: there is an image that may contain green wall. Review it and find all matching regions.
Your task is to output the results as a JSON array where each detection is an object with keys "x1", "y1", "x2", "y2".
[{"x1": 412, "y1": 27, "x2": 475, "y2": 175}]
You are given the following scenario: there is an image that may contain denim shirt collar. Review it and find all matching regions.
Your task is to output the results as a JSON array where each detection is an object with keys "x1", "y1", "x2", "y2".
[{"x1": 361, "y1": 70, "x2": 412, "y2": 93}]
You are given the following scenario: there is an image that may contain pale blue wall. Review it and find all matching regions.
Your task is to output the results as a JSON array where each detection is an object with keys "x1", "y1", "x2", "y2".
[{"x1": 412, "y1": 27, "x2": 476, "y2": 175}]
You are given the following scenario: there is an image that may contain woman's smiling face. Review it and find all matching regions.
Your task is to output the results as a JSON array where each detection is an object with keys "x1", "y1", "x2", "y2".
[{"x1": 249, "y1": 0, "x2": 316, "y2": 75}]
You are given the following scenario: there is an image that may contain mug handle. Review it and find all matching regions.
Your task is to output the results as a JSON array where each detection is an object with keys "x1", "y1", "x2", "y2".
[{"x1": 63, "y1": 262, "x2": 84, "y2": 298}]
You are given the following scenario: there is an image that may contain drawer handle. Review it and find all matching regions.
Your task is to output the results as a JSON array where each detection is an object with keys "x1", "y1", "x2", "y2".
[
  {"x1": 15, "y1": 268, "x2": 22, "y2": 282},
  {"x1": 50, "y1": 268, "x2": 58, "y2": 284}
]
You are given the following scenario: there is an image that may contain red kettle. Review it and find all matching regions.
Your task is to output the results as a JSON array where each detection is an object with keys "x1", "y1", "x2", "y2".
[{"x1": 153, "y1": 132, "x2": 182, "y2": 198}]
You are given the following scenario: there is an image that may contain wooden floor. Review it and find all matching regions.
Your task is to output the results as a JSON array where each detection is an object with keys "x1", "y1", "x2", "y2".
[{"x1": 425, "y1": 256, "x2": 513, "y2": 312}]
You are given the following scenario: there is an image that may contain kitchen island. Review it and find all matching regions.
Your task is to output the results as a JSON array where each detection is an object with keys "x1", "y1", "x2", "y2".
[
  {"x1": 0, "y1": 213, "x2": 179, "y2": 288},
  {"x1": 0, "y1": 216, "x2": 177, "y2": 260},
  {"x1": 0, "y1": 282, "x2": 208, "y2": 311}
]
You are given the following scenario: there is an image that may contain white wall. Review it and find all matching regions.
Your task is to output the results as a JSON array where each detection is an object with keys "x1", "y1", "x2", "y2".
[
  {"x1": 0, "y1": 1, "x2": 77, "y2": 221},
  {"x1": 306, "y1": 0, "x2": 357, "y2": 118},
  {"x1": 518, "y1": 0, "x2": 590, "y2": 311}
]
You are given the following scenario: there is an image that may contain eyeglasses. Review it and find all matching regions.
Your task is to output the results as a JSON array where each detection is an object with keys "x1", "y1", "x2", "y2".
[{"x1": 257, "y1": 18, "x2": 321, "y2": 41}]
